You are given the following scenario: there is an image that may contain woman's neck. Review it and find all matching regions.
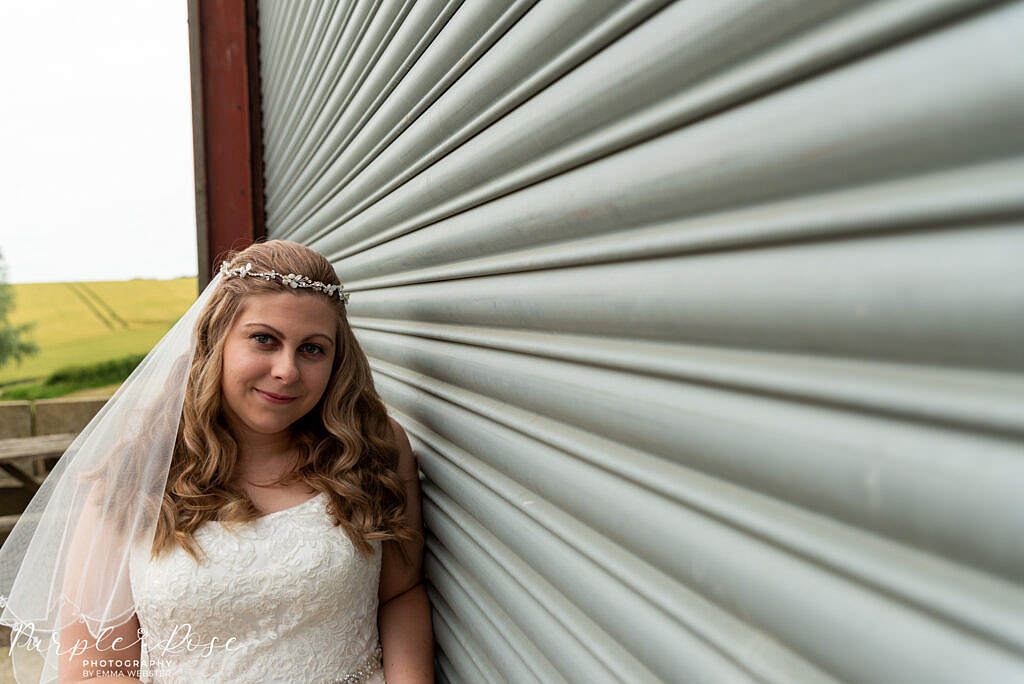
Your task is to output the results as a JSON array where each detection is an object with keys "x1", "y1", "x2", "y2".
[{"x1": 232, "y1": 432, "x2": 300, "y2": 488}]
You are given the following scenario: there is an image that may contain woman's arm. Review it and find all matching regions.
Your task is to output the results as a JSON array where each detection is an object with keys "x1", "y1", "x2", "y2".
[
  {"x1": 58, "y1": 611, "x2": 143, "y2": 683},
  {"x1": 378, "y1": 418, "x2": 434, "y2": 683}
]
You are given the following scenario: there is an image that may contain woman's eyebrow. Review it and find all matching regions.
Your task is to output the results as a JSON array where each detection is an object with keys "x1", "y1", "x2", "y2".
[{"x1": 241, "y1": 322, "x2": 334, "y2": 345}]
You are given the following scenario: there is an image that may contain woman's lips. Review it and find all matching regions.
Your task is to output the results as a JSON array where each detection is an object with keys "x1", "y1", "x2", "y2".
[{"x1": 255, "y1": 389, "x2": 297, "y2": 404}]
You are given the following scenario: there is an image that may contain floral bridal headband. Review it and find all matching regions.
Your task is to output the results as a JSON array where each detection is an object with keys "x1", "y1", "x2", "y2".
[{"x1": 219, "y1": 261, "x2": 350, "y2": 304}]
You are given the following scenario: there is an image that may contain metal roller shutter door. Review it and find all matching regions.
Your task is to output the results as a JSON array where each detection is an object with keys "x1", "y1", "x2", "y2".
[{"x1": 255, "y1": 1, "x2": 1024, "y2": 681}]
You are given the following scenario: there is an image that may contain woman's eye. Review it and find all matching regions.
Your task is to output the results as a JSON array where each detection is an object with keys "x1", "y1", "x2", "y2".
[{"x1": 250, "y1": 334, "x2": 322, "y2": 356}]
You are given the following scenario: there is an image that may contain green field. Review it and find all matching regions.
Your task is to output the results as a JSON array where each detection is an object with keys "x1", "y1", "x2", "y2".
[{"x1": 0, "y1": 277, "x2": 198, "y2": 386}]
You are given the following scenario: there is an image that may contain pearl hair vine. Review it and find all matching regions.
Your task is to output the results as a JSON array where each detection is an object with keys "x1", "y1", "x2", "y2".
[{"x1": 218, "y1": 261, "x2": 350, "y2": 304}]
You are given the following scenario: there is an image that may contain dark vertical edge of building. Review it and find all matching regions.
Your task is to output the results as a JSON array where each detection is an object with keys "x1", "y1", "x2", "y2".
[
  {"x1": 187, "y1": 0, "x2": 209, "y2": 294},
  {"x1": 244, "y1": 0, "x2": 267, "y2": 247}
]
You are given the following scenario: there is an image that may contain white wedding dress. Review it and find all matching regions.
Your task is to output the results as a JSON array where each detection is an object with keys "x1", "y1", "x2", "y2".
[{"x1": 128, "y1": 492, "x2": 385, "y2": 683}]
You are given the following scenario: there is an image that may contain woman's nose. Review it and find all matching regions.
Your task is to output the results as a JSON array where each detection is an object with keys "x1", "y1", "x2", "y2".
[{"x1": 271, "y1": 351, "x2": 300, "y2": 383}]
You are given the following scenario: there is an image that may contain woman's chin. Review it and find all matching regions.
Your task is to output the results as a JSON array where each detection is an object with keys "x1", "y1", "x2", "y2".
[{"x1": 241, "y1": 413, "x2": 296, "y2": 435}]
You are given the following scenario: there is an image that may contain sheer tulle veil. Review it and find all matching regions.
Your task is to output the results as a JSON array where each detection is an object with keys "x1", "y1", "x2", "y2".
[{"x1": 0, "y1": 272, "x2": 223, "y2": 683}]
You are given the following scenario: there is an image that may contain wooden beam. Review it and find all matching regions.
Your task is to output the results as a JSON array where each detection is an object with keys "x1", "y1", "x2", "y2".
[
  {"x1": 189, "y1": 0, "x2": 266, "y2": 291},
  {"x1": 0, "y1": 434, "x2": 75, "y2": 464},
  {"x1": 0, "y1": 434, "x2": 74, "y2": 493},
  {"x1": 0, "y1": 515, "x2": 20, "y2": 536},
  {"x1": 0, "y1": 464, "x2": 39, "y2": 494}
]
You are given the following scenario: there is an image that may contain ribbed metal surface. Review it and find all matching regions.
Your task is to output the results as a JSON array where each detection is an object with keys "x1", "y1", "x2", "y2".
[{"x1": 256, "y1": 1, "x2": 1024, "y2": 681}]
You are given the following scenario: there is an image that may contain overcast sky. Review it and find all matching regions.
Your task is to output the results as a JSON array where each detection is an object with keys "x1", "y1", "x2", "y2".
[{"x1": 0, "y1": 1, "x2": 198, "y2": 283}]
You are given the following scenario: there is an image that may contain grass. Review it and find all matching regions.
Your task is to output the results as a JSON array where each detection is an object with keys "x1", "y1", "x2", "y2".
[
  {"x1": 64, "y1": 382, "x2": 123, "y2": 399},
  {"x1": 0, "y1": 277, "x2": 198, "y2": 389},
  {"x1": 1, "y1": 354, "x2": 145, "y2": 400}
]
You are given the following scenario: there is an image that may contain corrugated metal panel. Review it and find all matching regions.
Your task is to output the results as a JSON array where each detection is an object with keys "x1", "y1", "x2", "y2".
[{"x1": 255, "y1": 1, "x2": 1024, "y2": 681}]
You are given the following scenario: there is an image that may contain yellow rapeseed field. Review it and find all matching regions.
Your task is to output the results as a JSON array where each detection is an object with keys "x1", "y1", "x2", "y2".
[{"x1": 0, "y1": 277, "x2": 198, "y2": 385}]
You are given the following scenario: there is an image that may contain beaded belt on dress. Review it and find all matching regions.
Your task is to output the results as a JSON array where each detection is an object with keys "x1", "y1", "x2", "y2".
[{"x1": 329, "y1": 644, "x2": 383, "y2": 684}]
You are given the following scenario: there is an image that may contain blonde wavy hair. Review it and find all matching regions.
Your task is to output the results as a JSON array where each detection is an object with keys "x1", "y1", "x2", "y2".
[{"x1": 150, "y1": 240, "x2": 419, "y2": 563}]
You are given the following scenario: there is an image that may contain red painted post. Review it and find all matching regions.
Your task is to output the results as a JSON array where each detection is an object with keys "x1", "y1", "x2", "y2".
[{"x1": 188, "y1": 0, "x2": 266, "y2": 291}]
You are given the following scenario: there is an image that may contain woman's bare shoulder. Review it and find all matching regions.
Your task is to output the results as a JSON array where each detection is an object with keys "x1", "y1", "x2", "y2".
[
  {"x1": 386, "y1": 416, "x2": 409, "y2": 446},
  {"x1": 386, "y1": 417, "x2": 417, "y2": 478}
]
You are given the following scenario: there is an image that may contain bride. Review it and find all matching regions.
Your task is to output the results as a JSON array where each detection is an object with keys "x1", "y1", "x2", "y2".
[{"x1": 0, "y1": 240, "x2": 433, "y2": 683}]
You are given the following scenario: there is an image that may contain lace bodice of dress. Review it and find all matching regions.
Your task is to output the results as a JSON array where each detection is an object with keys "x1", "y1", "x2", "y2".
[{"x1": 129, "y1": 492, "x2": 384, "y2": 683}]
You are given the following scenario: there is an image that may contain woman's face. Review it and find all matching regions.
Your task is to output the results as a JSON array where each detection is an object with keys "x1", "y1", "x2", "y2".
[{"x1": 219, "y1": 291, "x2": 338, "y2": 445}]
